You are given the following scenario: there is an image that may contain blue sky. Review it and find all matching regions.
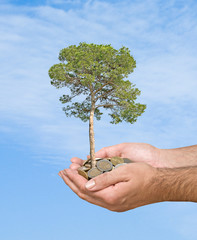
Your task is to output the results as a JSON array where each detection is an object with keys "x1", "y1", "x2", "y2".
[{"x1": 0, "y1": 0, "x2": 197, "y2": 239}]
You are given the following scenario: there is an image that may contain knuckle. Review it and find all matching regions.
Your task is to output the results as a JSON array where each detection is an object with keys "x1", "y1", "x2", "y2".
[
  {"x1": 95, "y1": 172, "x2": 109, "y2": 186},
  {"x1": 105, "y1": 171, "x2": 114, "y2": 181},
  {"x1": 119, "y1": 197, "x2": 126, "y2": 205},
  {"x1": 100, "y1": 172, "x2": 109, "y2": 182},
  {"x1": 78, "y1": 184, "x2": 86, "y2": 193}
]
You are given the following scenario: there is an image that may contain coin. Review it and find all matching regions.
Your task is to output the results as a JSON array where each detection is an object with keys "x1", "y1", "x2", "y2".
[
  {"x1": 79, "y1": 165, "x2": 91, "y2": 171},
  {"x1": 96, "y1": 159, "x2": 113, "y2": 172},
  {"x1": 83, "y1": 158, "x2": 102, "y2": 166},
  {"x1": 88, "y1": 167, "x2": 102, "y2": 179},
  {"x1": 78, "y1": 168, "x2": 89, "y2": 179},
  {"x1": 84, "y1": 163, "x2": 91, "y2": 168},
  {"x1": 114, "y1": 163, "x2": 127, "y2": 168},
  {"x1": 110, "y1": 156, "x2": 124, "y2": 166},
  {"x1": 123, "y1": 158, "x2": 133, "y2": 163},
  {"x1": 79, "y1": 157, "x2": 131, "y2": 179},
  {"x1": 83, "y1": 159, "x2": 91, "y2": 166}
]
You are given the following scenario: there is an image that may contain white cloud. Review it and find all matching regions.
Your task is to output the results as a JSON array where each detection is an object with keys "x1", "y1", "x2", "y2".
[{"x1": 0, "y1": 0, "x2": 197, "y2": 163}]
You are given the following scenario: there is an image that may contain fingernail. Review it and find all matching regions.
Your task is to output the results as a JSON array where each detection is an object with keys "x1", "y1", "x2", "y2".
[{"x1": 85, "y1": 179, "x2": 95, "y2": 189}]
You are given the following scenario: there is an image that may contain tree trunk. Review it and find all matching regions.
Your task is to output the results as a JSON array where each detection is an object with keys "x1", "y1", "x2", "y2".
[
  {"x1": 89, "y1": 90, "x2": 96, "y2": 168},
  {"x1": 89, "y1": 108, "x2": 95, "y2": 167}
]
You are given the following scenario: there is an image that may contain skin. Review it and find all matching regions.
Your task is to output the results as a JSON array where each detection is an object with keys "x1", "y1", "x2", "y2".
[{"x1": 58, "y1": 143, "x2": 197, "y2": 212}]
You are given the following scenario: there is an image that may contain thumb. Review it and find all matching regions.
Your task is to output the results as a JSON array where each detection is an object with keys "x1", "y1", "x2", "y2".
[{"x1": 85, "y1": 167, "x2": 127, "y2": 191}]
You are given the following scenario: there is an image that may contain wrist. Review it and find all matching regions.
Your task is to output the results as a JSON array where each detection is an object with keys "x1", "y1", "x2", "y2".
[
  {"x1": 148, "y1": 167, "x2": 180, "y2": 203},
  {"x1": 151, "y1": 167, "x2": 197, "y2": 203},
  {"x1": 151, "y1": 168, "x2": 173, "y2": 202},
  {"x1": 142, "y1": 166, "x2": 164, "y2": 205},
  {"x1": 145, "y1": 167, "x2": 164, "y2": 204},
  {"x1": 159, "y1": 145, "x2": 197, "y2": 168}
]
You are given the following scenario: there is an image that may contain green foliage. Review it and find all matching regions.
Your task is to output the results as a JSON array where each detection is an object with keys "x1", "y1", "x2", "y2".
[{"x1": 49, "y1": 42, "x2": 146, "y2": 123}]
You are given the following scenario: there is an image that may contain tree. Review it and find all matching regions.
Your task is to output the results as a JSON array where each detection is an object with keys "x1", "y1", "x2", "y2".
[{"x1": 48, "y1": 42, "x2": 146, "y2": 168}]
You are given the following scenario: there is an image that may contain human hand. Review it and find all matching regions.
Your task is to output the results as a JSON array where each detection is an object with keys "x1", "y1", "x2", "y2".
[
  {"x1": 69, "y1": 142, "x2": 166, "y2": 172},
  {"x1": 92, "y1": 142, "x2": 167, "y2": 168},
  {"x1": 59, "y1": 162, "x2": 159, "y2": 212},
  {"x1": 58, "y1": 142, "x2": 164, "y2": 212},
  {"x1": 59, "y1": 143, "x2": 197, "y2": 211}
]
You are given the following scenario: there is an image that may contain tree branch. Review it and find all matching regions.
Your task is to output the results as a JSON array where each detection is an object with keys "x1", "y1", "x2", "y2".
[
  {"x1": 95, "y1": 88, "x2": 115, "y2": 102},
  {"x1": 95, "y1": 103, "x2": 116, "y2": 109},
  {"x1": 94, "y1": 79, "x2": 114, "y2": 95}
]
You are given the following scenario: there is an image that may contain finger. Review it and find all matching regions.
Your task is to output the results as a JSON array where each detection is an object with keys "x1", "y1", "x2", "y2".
[
  {"x1": 85, "y1": 166, "x2": 129, "y2": 191},
  {"x1": 70, "y1": 163, "x2": 81, "y2": 170},
  {"x1": 61, "y1": 170, "x2": 87, "y2": 196},
  {"x1": 58, "y1": 170, "x2": 63, "y2": 177},
  {"x1": 62, "y1": 170, "x2": 109, "y2": 208},
  {"x1": 64, "y1": 168, "x2": 88, "y2": 190},
  {"x1": 61, "y1": 171, "x2": 98, "y2": 204},
  {"x1": 60, "y1": 170, "x2": 79, "y2": 192},
  {"x1": 65, "y1": 169, "x2": 111, "y2": 198},
  {"x1": 70, "y1": 157, "x2": 84, "y2": 165},
  {"x1": 95, "y1": 144, "x2": 124, "y2": 158}
]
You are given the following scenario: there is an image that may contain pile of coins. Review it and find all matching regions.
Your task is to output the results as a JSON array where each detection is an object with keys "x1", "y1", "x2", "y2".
[{"x1": 78, "y1": 157, "x2": 133, "y2": 180}]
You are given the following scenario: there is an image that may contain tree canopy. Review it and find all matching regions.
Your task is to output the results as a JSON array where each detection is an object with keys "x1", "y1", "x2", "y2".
[{"x1": 48, "y1": 42, "x2": 146, "y2": 124}]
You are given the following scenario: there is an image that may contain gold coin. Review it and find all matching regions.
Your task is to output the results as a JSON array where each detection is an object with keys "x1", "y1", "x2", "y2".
[
  {"x1": 87, "y1": 167, "x2": 102, "y2": 179},
  {"x1": 78, "y1": 168, "x2": 88, "y2": 179},
  {"x1": 110, "y1": 157, "x2": 124, "y2": 166},
  {"x1": 96, "y1": 159, "x2": 113, "y2": 172}
]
